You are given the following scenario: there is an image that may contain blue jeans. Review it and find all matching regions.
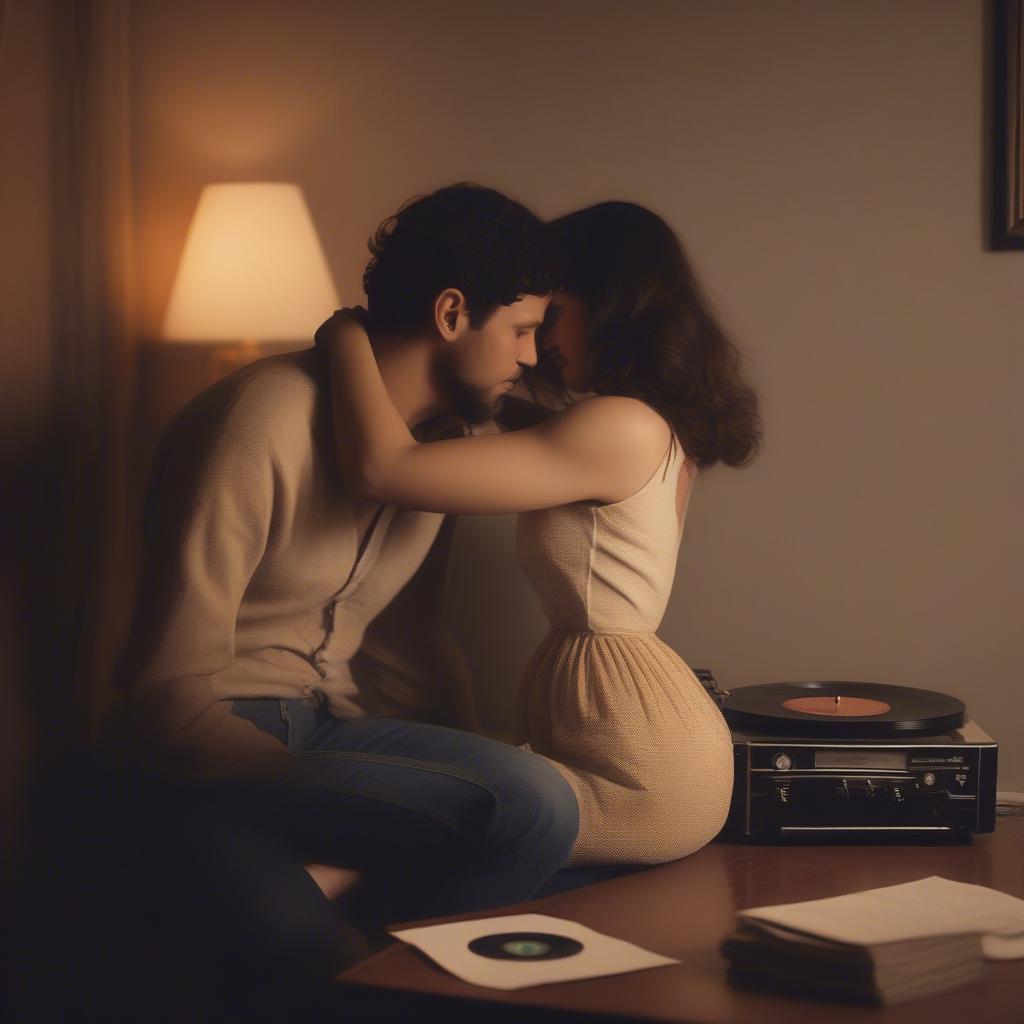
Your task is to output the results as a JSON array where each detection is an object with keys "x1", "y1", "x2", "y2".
[
  {"x1": 140, "y1": 696, "x2": 580, "y2": 1006},
  {"x1": 226, "y1": 697, "x2": 580, "y2": 916}
]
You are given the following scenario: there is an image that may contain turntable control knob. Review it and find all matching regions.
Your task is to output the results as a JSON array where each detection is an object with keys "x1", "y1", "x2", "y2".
[
  {"x1": 922, "y1": 772, "x2": 936, "y2": 787},
  {"x1": 772, "y1": 753, "x2": 793, "y2": 771}
]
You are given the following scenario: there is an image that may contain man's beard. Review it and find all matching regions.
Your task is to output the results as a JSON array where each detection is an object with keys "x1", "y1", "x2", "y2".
[{"x1": 432, "y1": 349, "x2": 504, "y2": 426}]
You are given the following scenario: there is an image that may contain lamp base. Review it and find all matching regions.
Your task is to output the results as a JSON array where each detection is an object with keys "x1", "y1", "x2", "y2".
[{"x1": 211, "y1": 340, "x2": 263, "y2": 380}]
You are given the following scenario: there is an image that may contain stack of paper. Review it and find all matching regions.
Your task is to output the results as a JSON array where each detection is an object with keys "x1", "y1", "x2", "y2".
[{"x1": 720, "y1": 876, "x2": 1024, "y2": 1005}]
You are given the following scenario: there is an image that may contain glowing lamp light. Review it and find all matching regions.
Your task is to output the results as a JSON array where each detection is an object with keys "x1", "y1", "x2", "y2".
[{"x1": 162, "y1": 182, "x2": 339, "y2": 371}]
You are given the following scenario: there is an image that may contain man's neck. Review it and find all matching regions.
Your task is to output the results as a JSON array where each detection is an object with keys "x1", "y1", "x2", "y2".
[{"x1": 370, "y1": 330, "x2": 445, "y2": 428}]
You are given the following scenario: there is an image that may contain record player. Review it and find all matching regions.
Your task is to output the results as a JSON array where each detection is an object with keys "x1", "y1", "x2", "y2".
[{"x1": 696, "y1": 673, "x2": 998, "y2": 840}]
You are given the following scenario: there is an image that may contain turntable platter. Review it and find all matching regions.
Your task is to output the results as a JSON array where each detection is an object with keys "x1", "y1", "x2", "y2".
[{"x1": 723, "y1": 681, "x2": 965, "y2": 737}]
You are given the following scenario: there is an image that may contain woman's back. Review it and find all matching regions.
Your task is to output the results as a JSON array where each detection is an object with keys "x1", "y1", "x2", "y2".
[
  {"x1": 514, "y1": 404, "x2": 733, "y2": 867},
  {"x1": 517, "y1": 418, "x2": 694, "y2": 633}
]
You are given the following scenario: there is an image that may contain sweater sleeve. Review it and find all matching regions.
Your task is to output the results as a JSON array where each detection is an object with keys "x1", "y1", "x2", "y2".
[{"x1": 119, "y1": 403, "x2": 291, "y2": 778}]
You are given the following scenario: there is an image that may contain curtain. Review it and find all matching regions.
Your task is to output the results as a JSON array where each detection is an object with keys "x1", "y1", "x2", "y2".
[
  {"x1": 1, "y1": 0, "x2": 138, "y2": 776},
  {"x1": 50, "y1": 0, "x2": 139, "y2": 741}
]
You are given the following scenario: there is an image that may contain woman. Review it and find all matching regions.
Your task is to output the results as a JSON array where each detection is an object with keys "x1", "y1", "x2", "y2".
[{"x1": 321, "y1": 201, "x2": 761, "y2": 866}]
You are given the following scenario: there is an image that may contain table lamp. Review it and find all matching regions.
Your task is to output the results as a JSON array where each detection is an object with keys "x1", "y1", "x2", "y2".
[{"x1": 161, "y1": 182, "x2": 340, "y2": 377}]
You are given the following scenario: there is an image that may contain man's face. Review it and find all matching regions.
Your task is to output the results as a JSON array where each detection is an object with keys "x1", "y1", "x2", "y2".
[{"x1": 434, "y1": 293, "x2": 550, "y2": 424}]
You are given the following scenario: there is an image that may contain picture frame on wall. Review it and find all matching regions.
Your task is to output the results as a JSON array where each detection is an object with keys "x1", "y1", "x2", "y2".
[{"x1": 993, "y1": 0, "x2": 1024, "y2": 248}]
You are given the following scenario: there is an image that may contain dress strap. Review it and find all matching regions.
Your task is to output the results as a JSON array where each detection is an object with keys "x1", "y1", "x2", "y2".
[{"x1": 622, "y1": 396, "x2": 679, "y2": 483}]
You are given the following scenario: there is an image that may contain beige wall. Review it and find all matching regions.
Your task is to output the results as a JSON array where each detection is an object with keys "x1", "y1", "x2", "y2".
[{"x1": 130, "y1": 0, "x2": 1023, "y2": 789}]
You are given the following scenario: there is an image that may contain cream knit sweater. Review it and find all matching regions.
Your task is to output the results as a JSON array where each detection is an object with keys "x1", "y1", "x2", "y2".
[{"x1": 118, "y1": 348, "x2": 469, "y2": 776}]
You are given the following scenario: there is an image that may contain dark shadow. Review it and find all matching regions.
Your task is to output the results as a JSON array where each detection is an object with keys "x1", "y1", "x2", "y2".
[{"x1": 988, "y1": 0, "x2": 1024, "y2": 249}]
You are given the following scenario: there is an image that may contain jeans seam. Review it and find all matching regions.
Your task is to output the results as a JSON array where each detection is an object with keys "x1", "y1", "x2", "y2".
[
  {"x1": 295, "y1": 749, "x2": 491, "y2": 788},
  {"x1": 277, "y1": 699, "x2": 294, "y2": 750}
]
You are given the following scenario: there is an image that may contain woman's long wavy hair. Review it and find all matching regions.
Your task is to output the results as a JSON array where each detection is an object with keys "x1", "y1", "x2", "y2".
[{"x1": 530, "y1": 202, "x2": 762, "y2": 470}]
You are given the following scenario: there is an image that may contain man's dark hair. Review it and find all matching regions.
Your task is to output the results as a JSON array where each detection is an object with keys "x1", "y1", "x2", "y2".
[{"x1": 363, "y1": 183, "x2": 558, "y2": 332}]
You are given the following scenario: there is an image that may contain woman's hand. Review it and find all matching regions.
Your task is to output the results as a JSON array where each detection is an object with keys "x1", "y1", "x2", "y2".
[
  {"x1": 314, "y1": 306, "x2": 371, "y2": 349},
  {"x1": 321, "y1": 302, "x2": 421, "y2": 501}
]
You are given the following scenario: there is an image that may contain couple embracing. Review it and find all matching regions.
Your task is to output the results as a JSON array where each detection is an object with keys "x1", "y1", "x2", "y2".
[{"x1": 116, "y1": 182, "x2": 761, "y2": 1002}]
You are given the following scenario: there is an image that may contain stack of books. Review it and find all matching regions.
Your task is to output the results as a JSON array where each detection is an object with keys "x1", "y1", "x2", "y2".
[{"x1": 720, "y1": 875, "x2": 1024, "y2": 1005}]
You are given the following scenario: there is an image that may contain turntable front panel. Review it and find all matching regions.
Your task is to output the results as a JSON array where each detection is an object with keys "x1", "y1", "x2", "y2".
[
  {"x1": 723, "y1": 726, "x2": 998, "y2": 839},
  {"x1": 710, "y1": 681, "x2": 997, "y2": 840}
]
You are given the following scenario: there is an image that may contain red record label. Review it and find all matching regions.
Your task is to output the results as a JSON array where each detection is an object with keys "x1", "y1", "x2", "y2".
[{"x1": 782, "y1": 696, "x2": 891, "y2": 717}]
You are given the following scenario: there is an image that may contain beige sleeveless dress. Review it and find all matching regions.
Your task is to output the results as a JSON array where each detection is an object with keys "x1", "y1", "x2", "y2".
[{"x1": 515, "y1": 428, "x2": 734, "y2": 867}]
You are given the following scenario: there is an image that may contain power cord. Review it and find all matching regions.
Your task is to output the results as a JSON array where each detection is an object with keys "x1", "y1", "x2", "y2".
[{"x1": 995, "y1": 792, "x2": 1024, "y2": 818}]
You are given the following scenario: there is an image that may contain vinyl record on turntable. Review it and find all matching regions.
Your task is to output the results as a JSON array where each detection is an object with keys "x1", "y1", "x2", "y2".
[{"x1": 722, "y1": 681, "x2": 965, "y2": 738}]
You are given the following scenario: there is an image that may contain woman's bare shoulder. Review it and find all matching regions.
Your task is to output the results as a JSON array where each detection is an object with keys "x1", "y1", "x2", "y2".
[
  {"x1": 541, "y1": 395, "x2": 675, "y2": 502},
  {"x1": 551, "y1": 395, "x2": 672, "y2": 452}
]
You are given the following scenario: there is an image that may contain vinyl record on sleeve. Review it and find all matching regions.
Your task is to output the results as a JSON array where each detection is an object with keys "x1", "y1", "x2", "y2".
[
  {"x1": 467, "y1": 931, "x2": 585, "y2": 961},
  {"x1": 722, "y1": 681, "x2": 965, "y2": 737}
]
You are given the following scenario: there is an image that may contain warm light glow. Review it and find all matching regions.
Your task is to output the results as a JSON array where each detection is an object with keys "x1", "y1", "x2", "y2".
[{"x1": 161, "y1": 182, "x2": 339, "y2": 342}]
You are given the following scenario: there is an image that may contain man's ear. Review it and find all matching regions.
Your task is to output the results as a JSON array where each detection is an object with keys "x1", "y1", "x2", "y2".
[{"x1": 433, "y1": 289, "x2": 469, "y2": 341}]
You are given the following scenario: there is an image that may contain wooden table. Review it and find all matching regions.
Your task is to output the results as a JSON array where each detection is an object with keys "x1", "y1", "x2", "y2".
[{"x1": 336, "y1": 817, "x2": 1024, "y2": 1022}]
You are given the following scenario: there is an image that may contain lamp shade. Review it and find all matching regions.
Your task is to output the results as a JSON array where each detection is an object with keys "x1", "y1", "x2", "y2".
[{"x1": 161, "y1": 182, "x2": 340, "y2": 343}]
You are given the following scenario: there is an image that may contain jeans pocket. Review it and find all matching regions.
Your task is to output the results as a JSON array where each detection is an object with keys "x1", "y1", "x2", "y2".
[{"x1": 279, "y1": 697, "x2": 322, "y2": 752}]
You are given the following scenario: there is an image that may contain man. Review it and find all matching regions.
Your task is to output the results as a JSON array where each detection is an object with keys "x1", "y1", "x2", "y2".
[{"x1": 114, "y1": 183, "x2": 578, "y2": 1010}]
